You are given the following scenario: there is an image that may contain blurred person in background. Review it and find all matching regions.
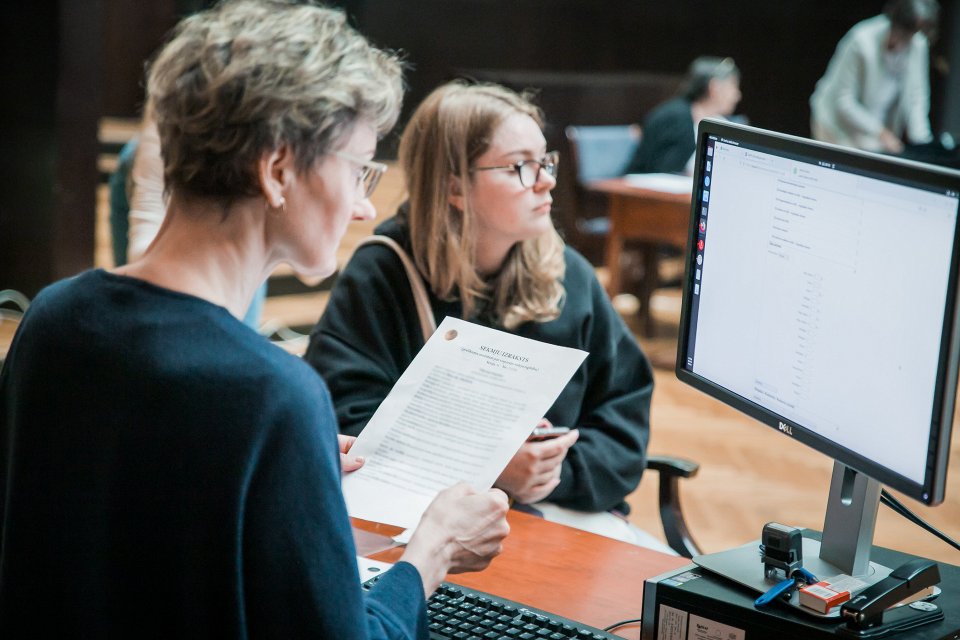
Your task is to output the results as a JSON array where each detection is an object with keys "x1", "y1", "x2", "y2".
[
  {"x1": 625, "y1": 56, "x2": 741, "y2": 175},
  {"x1": 810, "y1": 0, "x2": 939, "y2": 153}
]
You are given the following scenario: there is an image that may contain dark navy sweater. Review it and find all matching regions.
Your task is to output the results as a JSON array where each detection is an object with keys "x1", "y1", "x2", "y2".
[
  {"x1": 626, "y1": 97, "x2": 696, "y2": 175},
  {"x1": 0, "y1": 270, "x2": 426, "y2": 638}
]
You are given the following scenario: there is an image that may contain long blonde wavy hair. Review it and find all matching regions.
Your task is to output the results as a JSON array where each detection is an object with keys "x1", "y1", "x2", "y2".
[{"x1": 398, "y1": 81, "x2": 565, "y2": 330}]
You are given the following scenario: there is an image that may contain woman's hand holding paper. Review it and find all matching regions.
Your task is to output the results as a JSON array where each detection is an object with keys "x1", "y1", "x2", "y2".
[
  {"x1": 495, "y1": 427, "x2": 579, "y2": 504},
  {"x1": 402, "y1": 483, "x2": 511, "y2": 595}
]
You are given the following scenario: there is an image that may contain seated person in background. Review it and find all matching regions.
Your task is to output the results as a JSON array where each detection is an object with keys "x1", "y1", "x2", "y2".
[
  {"x1": 0, "y1": 2, "x2": 509, "y2": 636},
  {"x1": 625, "y1": 56, "x2": 741, "y2": 175},
  {"x1": 306, "y1": 81, "x2": 669, "y2": 551},
  {"x1": 810, "y1": 0, "x2": 939, "y2": 154},
  {"x1": 127, "y1": 107, "x2": 267, "y2": 328}
]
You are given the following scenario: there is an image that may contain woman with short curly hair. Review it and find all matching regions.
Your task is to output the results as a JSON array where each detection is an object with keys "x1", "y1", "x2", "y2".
[{"x1": 0, "y1": 2, "x2": 508, "y2": 636}]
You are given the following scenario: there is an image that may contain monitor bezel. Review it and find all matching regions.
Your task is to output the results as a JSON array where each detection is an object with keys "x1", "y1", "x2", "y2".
[{"x1": 675, "y1": 118, "x2": 960, "y2": 506}]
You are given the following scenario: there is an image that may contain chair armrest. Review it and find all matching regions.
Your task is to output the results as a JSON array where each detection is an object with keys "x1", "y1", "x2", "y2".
[
  {"x1": 645, "y1": 454, "x2": 701, "y2": 558},
  {"x1": 646, "y1": 455, "x2": 699, "y2": 479}
]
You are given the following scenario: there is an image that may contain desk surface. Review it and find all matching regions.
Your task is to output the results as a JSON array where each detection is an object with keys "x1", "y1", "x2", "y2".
[{"x1": 356, "y1": 511, "x2": 689, "y2": 638}]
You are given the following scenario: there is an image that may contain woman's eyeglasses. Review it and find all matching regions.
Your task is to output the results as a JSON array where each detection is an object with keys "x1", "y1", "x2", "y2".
[
  {"x1": 334, "y1": 151, "x2": 388, "y2": 199},
  {"x1": 472, "y1": 151, "x2": 560, "y2": 188}
]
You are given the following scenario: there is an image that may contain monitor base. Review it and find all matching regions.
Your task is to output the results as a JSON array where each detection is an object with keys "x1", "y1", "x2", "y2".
[{"x1": 694, "y1": 536, "x2": 893, "y2": 619}]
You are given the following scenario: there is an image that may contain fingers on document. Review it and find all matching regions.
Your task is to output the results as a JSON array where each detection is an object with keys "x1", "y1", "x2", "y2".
[
  {"x1": 337, "y1": 434, "x2": 357, "y2": 453},
  {"x1": 340, "y1": 453, "x2": 365, "y2": 473},
  {"x1": 534, "y1": 429, "x2": 579, "y2": 459}
]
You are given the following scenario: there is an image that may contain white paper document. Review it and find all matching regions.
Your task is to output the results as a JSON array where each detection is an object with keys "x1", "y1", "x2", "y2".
[
  {"x1": 624, "y1": 172, "x2": 693, "y2": 194},
  {"x1": 342, "y1": 316, "x2": 587, "y2": 529}
]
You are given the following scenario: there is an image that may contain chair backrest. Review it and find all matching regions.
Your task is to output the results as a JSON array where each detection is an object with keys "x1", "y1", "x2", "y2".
[
  {"x1": 565, "y1": 124, "x2": 641, "y2": 184},
  {"x1": 108, "y1": 138, "x2": 139, "y2": 267}
]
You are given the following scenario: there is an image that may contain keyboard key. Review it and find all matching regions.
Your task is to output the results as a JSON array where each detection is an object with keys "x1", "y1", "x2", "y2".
[{"x1": 364, "y1": 577, "x2": 619, "y2": 640}]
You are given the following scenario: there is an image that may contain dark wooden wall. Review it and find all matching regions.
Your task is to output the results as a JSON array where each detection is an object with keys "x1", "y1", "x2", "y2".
[
  {"x1": 1, "y1": 0, "x2": 956, "y2": 297},
  {"x1": 0, "y1": 0, "x2": 181, "y2": 298},
  {"x1": 355, "y1": 0, "x2": 955, "y2": 142},
  {"x1": 0, "y1": 0, "x2": 101, "y2": 298},
  {"x1": 102, "y1": 1, "x2": 183, "y2": 116}
]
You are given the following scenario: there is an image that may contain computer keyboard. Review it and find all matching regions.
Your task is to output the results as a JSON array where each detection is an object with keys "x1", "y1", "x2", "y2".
[{"x1": 363, "y1": 576, "x2": 624, "y2": 639}]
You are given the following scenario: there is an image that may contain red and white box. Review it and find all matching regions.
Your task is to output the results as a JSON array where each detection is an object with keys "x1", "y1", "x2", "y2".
[{"x1": 799, "y1": 575, "x2": 868, "y2": 613}]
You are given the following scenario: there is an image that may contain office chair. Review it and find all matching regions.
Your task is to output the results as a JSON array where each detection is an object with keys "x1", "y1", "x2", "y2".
[
  {"x1": 564, "y1": 124, "x2": 641, "y2": 247},
  {"x1": 108, "y1": 138, "x2": 139, "y2": 268},
  {"x1": 566, "y1": 124, "x2": 641, "y2": 184},
  {"x1": 646, "y1": 454, "x2": 701, "y2": 558}
]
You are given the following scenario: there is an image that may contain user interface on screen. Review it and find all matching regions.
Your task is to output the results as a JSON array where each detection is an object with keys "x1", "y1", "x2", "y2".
[{"x1": 682, "y1": 129, "x2": 960, "y2": 491}]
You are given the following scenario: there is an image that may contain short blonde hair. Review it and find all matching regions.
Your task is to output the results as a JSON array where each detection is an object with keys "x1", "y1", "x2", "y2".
[
  {"x1": 147, "y1": 0, "x2": 403, "y2": 203},
  {"x1": 399, "y1": 81, "x2": 565, "y2": 330}
]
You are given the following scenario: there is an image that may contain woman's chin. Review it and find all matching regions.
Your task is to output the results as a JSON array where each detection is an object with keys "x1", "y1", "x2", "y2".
[{"x1": 288, "y1": 257, "x2": 336, "y2": 282}]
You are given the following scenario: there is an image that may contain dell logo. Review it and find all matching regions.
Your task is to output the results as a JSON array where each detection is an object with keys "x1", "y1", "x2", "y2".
[{"x1": 778, "y1": 421, "x2": 793, "y2": 436}]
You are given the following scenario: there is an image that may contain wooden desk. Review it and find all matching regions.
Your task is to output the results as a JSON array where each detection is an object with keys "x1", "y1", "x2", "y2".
[
  {"x1": 588, "y1": 178, "x2": 692, "y2": 336},
  {"x1": 355, "y1": 511, "x2": 689, "y2": 639},
  {"x1": 0, "y1": 319, "x2": 18, "y2": 366}
]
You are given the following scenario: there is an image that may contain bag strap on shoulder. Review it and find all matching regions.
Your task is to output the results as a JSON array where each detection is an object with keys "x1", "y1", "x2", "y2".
[{"x1": 356, "y1": 234, "x2": 437, "y2": 342}]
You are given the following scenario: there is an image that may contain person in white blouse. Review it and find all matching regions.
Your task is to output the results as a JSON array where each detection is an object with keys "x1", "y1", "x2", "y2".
[{"x1": 810, "y1": 0, "x2": 939, "y2": 154}]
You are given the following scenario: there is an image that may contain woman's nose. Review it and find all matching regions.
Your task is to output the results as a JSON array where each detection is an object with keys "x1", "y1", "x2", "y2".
[
  {"x1": 353, "y1": 197, "x2": 377, "y2": 221},
  {"x1": 535, "y1": 169, "x2": 557, "y2": 191}
]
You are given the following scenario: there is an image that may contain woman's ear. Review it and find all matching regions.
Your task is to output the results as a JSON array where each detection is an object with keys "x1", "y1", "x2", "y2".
[
  {"x1": 448, "y1": 174, "x2": 466, "y2": 211},
  {"x1": 258, "y1": 145, "x2": 294, "y2": 208},
  {"x1": 704, "y1": 78, "x2": 718, "y2": 102}
]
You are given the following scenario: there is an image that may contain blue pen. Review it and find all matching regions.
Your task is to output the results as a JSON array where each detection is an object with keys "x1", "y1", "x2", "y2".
[
  {"x1": 755, "y1": 566, "x2": 819, "y2": 608},
  {"x1": 755, "y1": 577, "x2": 797, "y2": 607},
  {"x1": 793, "y1": 566, "x2": 819, "y2": 584}
]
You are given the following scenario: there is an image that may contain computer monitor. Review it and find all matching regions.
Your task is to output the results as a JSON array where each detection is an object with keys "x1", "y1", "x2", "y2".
[{"x1": 677, "y1": 119, "x2": 960, "y2": 590}]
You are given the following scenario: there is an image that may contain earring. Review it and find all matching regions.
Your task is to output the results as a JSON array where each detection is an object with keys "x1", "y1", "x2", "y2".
[{"x1": 265, "y1": 195, "x2": 286, "y2": 215}]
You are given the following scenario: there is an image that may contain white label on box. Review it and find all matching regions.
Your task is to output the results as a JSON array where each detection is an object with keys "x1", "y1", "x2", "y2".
[
  {"x1": 687, "y1": 613, "x2": 745, "y2": 640},
  {"x1": 804, "y1": 584, "x2": 839, "y2": 599},
  {"x1": 657, "y1": 604, "x2": 688, "y2": 640},
  {"x1": 822, "y1": 575, "x2": 869, "y2": 593}
]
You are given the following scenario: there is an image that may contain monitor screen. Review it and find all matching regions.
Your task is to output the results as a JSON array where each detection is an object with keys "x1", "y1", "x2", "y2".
[{"x1": 677, "y1": 119, "x2": 960, "y2": 505}]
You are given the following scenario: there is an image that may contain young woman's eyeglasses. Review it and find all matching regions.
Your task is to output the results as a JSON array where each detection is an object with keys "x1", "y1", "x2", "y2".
[
  {"x1": 333, "y1": 151, "x2": 388, "y2": 199},
  {"x1": 472, "y1": 151, "x2": 560, "y2": 188}
]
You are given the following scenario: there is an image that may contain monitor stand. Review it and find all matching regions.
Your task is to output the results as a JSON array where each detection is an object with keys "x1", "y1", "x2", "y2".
[{"x1": 693, "y1": 462, "x2": 894, "y2": 618}]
